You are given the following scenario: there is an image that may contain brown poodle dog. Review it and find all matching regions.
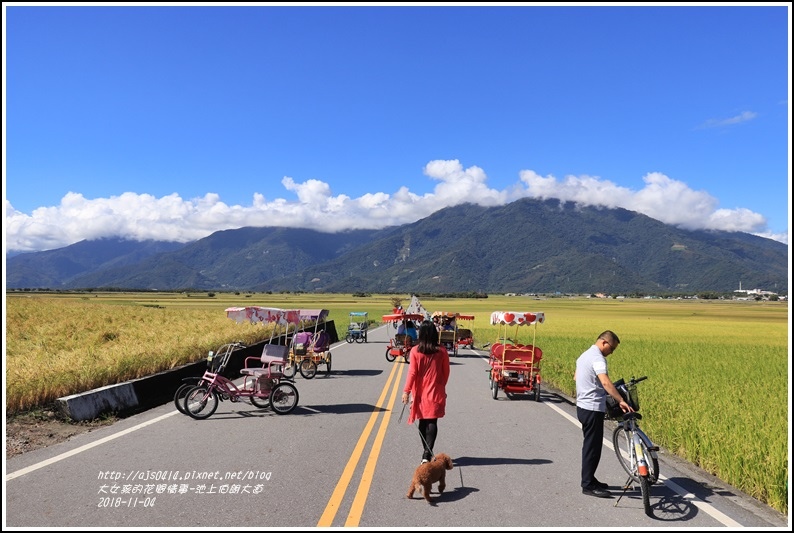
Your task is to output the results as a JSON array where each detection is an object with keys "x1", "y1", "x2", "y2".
[{"x1": 406, "y1": 453, "x2": 454, "y2": 503}]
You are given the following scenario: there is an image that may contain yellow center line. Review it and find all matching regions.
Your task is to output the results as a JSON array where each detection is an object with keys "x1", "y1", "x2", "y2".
[
  {"x1": 316, "y1": 361, "x2": 401, "y2": 527},
  {"x1": 345, "y1": 362, "x2": 405, "y2": 527}
]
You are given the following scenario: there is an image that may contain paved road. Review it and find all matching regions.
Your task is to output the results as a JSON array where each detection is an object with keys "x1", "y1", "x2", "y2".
[{"x1": 5, "y1": 325, "x2": 788, "y2": 528}]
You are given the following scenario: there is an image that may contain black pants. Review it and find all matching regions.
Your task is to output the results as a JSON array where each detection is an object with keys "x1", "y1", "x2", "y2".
[
  {"x1": 418, "y1": 418, "x2": 438, "y2": 461},
  {"x1": 577, "y1": 407, "x2": 605, "y2": 489}
]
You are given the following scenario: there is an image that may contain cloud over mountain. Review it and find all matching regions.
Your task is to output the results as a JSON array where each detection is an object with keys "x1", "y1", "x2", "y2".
[{"x1": 5, "y1": 160, "x2": 786, "y2": 253}]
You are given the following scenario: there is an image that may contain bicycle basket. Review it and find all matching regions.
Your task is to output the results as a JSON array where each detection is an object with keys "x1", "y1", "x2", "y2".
[
  {"x1": 625, "y1": 382, "x2": 640, "y2": 412},
  {"x1": 605, "y1": 379, "x2": 640, "y2": 419}
]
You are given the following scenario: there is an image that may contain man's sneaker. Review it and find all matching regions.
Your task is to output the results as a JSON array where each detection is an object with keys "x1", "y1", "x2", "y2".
[{"x1": 582, "y1": 486, "x2": 612, "y2": 498}]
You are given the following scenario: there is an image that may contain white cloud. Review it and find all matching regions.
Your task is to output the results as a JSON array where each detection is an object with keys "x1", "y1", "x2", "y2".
[
  {"x1": 4, "y1": 160, "x2": 787, "y2": 252},
  {"x1": 697, "y1": 111, "x2": 758, "y2": 129}
]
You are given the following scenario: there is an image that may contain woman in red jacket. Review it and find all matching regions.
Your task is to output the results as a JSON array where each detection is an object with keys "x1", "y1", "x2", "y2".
[{"x1": 401, "y1": 320, "x2": 451, "y2": 464}]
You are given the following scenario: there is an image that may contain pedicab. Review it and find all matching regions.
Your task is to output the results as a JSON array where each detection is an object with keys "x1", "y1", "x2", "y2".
[
  {"x1": 283, "y1": 309, "x2": 332, "y2": 379},
  {"x1": 383, "y1": 312, "x2": 424, "y2": 362},
  {"x1": 456, "y1": 322, "x2": 475, "y2": 350},
  {"x1": 345, "y1": 311, "x2": 369, "y2": 343},
  {"x1": 431, "y1": 311, "x2": 475, "y2": 356},
  {"x1": 181, "y1": 307, "x2": 301, "y2": 419},
  {"x1": 488, "y1": 311, "x2": 545, "y2": 402}
]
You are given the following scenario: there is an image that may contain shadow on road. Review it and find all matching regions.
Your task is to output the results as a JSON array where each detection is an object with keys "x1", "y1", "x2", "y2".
[
  {"x1": 665, "y1": 475, "x2": 739, "y2": 502},
  {"x1": 453, "y1": 456, "x2": 552, "y2": 467},
  {"x1": 196, "y1": 402, "x2": 388, "y2": 420},
  {"x1": 292, "y1": 403, "x2": 387, "y2": 415},
  {"x1": 325, "y1": 369, "x2": 385, "y2": 377},
  {"x1": 433, "y1": 485, "x2": 480, "y2": 505},
  {"x1": 648, "y1": 493, "x2": 699, "y2": 522},
  {"x1": 611, "y1": 478, "x2": 700, "y2": 522}
]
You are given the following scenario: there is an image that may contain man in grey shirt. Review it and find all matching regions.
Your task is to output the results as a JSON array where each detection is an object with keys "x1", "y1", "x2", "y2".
[{"x1": 575, "y1": 330, "x2": 633, "y2": 498}]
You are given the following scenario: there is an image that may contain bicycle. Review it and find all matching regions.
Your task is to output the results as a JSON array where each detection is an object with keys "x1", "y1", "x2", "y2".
[
  {"x1": 173, "y1": 341, "x2": 245, "y2": 414},
  {"x1": 608, "y1": 375, "x2": 659, "y2": 517}
]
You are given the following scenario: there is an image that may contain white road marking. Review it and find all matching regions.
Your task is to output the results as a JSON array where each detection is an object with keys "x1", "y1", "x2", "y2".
[{"x1": 6, "y1": 411, "x2": 179, "y2": 481}]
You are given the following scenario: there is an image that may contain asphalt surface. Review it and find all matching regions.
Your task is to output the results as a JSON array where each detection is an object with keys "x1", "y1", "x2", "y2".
[{"x1": 4, "y1": 324, "x2": 789, "y2": 528}]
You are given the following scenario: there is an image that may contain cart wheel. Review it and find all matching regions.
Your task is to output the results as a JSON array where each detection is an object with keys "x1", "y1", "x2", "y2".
[
  {"x1": 184, "y1": 385, "x2": 219, "y2": 420},
  {"x1": 491, "y1": 379, "x2": 498, "y2": 400},
  {"x1": 346, "y1": 333, "x2": 354, "y2": 343},
  {"x1": 533, "y1": 381, "x2": 541, "y2": 402},
  {"x1": 299, "y1": 359, "x2": 317, "y2": 379},
  {"x1": 325, "y1": 353, "x2": 332, "y2": 375},
  {"x1": 386, "y1": 347, "x2": 396, "y2": 362},
  {"x1": 270, "y1": 382, "x2": 299, "y2": 415},
  {"x1": 283, "y1": 362, "x2": 296, "y2": 379}
]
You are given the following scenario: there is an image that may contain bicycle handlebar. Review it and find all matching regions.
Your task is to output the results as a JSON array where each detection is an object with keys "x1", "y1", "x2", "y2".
[{"x1": 630, "y1": 375, "x2": 648, "y2": 384}]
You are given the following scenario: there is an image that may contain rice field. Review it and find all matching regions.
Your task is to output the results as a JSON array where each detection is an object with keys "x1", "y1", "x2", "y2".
[{"x1": 3, "y1": 292, "x2": 789, "y2": 514}]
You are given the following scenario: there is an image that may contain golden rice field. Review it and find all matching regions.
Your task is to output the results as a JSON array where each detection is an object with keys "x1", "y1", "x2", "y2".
[{"x1": 4, "y1": 292, "x2": 789, "y2": 514}]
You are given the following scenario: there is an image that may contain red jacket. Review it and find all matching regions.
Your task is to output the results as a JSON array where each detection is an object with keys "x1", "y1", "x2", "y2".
[{"x1": 403, "y1": 345, "x2": 450, "y2": 424}]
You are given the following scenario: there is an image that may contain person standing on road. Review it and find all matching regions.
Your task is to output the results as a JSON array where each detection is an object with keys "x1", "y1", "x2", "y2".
[
  {"x1": 402, "y1": 320, "x2": 450, "y2": 464},
  {"x1": 574, "y1": 330, "x2": 633, "y2": 498}
]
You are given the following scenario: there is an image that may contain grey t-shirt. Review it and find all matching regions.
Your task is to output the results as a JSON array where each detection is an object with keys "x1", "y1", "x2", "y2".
[{"x1": 575, "y1": 344, "x2": 608, "y2": 412}]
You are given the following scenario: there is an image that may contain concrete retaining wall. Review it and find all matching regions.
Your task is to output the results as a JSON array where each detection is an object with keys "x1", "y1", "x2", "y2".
[{"x1": 56, "y1": 321, "x2": 338, "y2": 421}]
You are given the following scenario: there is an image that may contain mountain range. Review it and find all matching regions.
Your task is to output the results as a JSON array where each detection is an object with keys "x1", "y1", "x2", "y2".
[{"x1": 5, "y1": 198, "x2": 789, "y2": 295}]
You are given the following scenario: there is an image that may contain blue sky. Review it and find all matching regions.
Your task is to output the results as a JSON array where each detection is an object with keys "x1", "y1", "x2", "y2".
[{"x1": 3, "y1": 3, "x2": 791, "y2": 253}]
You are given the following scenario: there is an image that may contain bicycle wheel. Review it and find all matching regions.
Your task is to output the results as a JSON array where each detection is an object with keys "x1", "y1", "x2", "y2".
[
  {"x1": 184, "y1": 385, "x2": 219, "y2": 420},
  {"x1": 270, "y1": 382, "x2": 299, "y2": 414},
  {"x1": 385, "y1": 347, "x2": 396, "y2": 362},
  {"x1": 639, "y1": 473, "x2": 652, "y2": 516},
  {"x1": 613, "y1": 426, "x2": 635, "y2": 481},
  {"x1": 612, "y1": 426, "x2": 660, "y2": 485},
  {"x1": 250, "y1": 381, "x2": 271, "y2": 408},
  {"x1": 282, "y1": 362, "x2": 296, "y2": 379},
  {"x1": 250, "y1": 394, "x2": 271, "y2": 408},
  {"x1": 173, "y1": 381, "x2": 197, "y2": 414},
  {"x1": 299, "y1": 359, "x2": 317, "y2": 379},
  {"x1": 346, "y1": 333, "x2": 354, "y2": 343},
  {"x1": 355, "y1": 334, "x2": 365, "y2": 344}
]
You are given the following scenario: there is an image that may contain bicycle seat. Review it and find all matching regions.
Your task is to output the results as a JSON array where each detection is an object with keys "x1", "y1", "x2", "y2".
[{"x1": 242, "y1": 344, "x2": 288, "y2": 377}]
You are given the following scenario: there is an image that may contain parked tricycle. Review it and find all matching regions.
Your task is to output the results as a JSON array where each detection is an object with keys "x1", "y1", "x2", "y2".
[
  {"x1": 488, "y1": 311, "x2": 545, "y2": 401},
  {"x1": 283, "y1": 309, "x2": 332, "y2": 379},
  {"x1": 346, "y1": 311, "x2": 369, "y2": 343},
  {"x1": 181, "y1": 307, "x2": 301, "y2": 419}
]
